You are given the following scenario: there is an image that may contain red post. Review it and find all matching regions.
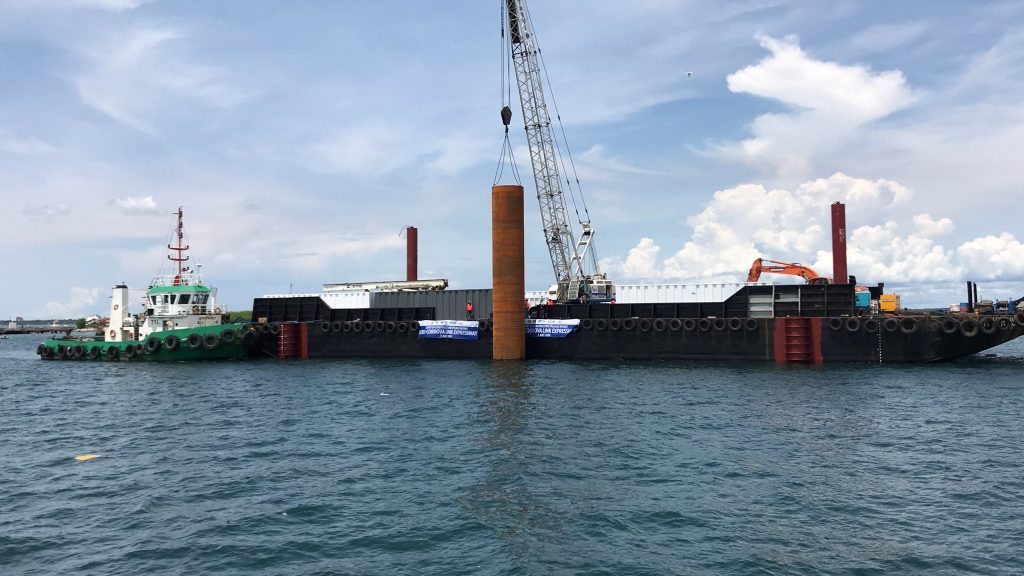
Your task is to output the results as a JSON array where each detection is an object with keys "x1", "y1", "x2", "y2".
[
  {"x1": 831, "y1": 202, "x2": 848, "y2": 285},
  {"x1": 406, "y1": 226, "x2": 418, "y2": 281}
]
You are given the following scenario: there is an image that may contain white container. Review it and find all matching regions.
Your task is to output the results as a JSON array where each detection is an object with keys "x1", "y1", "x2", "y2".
[{"x1": 614, "y1": 283, "x2": 754, "y2": 304}]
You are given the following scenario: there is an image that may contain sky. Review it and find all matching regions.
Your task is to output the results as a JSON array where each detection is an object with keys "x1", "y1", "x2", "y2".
[{"x1": 2, "y1": 0, "x2": 1023, "y2": 319}]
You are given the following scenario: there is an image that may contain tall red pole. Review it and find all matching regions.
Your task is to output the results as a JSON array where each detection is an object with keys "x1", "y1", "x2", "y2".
[
  {"x1": 406, "y1": 226, "x2": 418, "y2": 281},
  {"x1": 831, "y1": 202, "x2": 848, "y2": 285}
]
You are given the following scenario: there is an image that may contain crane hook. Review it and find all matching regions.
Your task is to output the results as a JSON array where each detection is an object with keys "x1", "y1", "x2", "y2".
[{"x1": 501, "y1": 105, "x2": 512, "y2": 133}]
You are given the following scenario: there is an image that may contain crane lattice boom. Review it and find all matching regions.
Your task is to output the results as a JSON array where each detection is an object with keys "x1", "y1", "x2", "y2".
[{"x1": 504, "y1": 0, "x2": 601, "y2": 301}]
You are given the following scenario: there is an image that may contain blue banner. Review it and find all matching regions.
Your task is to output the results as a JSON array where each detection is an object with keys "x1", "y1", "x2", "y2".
[
  {"x1": 417, "y1": 320, "x2": 480, "y2": 340},
  {"x1": 525, "y1": 319, "x2": 580, "y2": 338}
]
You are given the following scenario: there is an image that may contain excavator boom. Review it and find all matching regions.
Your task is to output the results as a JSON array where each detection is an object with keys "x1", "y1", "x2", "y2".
[{"x1": 747, "y1": 258, "x2": 832, "y2": 285}]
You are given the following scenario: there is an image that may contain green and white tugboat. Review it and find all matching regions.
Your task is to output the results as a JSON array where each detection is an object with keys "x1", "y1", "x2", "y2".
[{"x1": 38, "y1": 208, "x2": 257, "y2": 361}]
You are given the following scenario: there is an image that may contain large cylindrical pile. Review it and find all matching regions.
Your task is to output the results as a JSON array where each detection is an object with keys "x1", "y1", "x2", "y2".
[
  {"x1": 491, "y1": 185, "x2": 525, "y2": 360},
  {"x1": 406, "y1": 226, "x2": 418, "y2": 281}
]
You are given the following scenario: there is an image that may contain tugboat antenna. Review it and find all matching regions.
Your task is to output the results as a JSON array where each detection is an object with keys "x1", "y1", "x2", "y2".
[{"x1": 167, "y1": 206, "x2": 191, "y2": 284}]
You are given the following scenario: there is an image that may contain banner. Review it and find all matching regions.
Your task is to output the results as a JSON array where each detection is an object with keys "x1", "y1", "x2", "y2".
[
  {"x1": 417, "y1": 320, "x2": 479, "y2": 340},
  {"x1": 525, "y1": 319, "x2": 580, "y2": 338}
]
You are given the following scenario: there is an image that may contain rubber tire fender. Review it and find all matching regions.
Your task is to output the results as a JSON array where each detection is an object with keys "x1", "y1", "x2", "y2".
[
  {"x1": 863, "y1": 319, "x2": 879, "y2": 333},
  {"x1": 385, "y1": 321, "x2": 397, "y2": 333},
  {"x1": 828, "y1": 318, "x2": 844, "y2": 331},
  {"x1": 581, "y1": 318, "x2": 594, "y2": 330},
  {"x1": 374, "y1": 321, "x2": 386, "y2": 332},
  {"x1": 410, "y1": 321, "x2": 420, "y2": 331},
  {"x1": 883, "y1": 317, "x2": 899, "y2": 332},
  {"x1": 979, "y1": 317, "x2": 997, "y2": 335},
  {"x1": 344, "y1": 322, "x2": 355, "y2": 333},
  {"x1": 682, "y1": 319, "x2": 697, "y2": 331},
  {"x1": 653, "y1": 319, "x2": 668, "y2": 332},
  {"x1": 697, "y1": 318, "x2": 711, "y2": 332},
  {"x1": 1016, "y1": 309, "x2": 1024, "y2": 326},
  {"x1": 622, "y1": 318, "x2": 637, "y2": 331},
  {"x1": 940, "y1": 318, "x2": 958, "y2": 334},
  {"x1": 163, "y1": 334, "x2": 181, "y2": 351},
  {"x1": 186, "y1": 333, "x2": 204, "y2": 350},
  {"x1": 203, "y1": 333, "x2": 220, "y2": 349},
  {"x1": 745, "y1": 319, "x2": 760, "y2": 332},
  {"x1": 36, "y1": 344, "x2": 46, "y2": 356},
  {"x1": 396, "y1": 321, "x2": 409, "y2": 333},
  {"x1": 609, "y1": 318, "x2": 623, "y2": 331},
  {"x1": 845, "y1": 318, "x2": 861, "y2": 332},
  {"x1": 728, "y1": 318, "x2": 743, "y2": 331},
  {"x1": 145, "y1": 336, "x2": 161, "y2": 353},
  {"x1": 241, "y1": 330, "x2": 258, "y2": 348},
  {"x1": 960, "y1": 318, "x2": 978, "y2": 338},
  {"x1": 89, "y1": 346, "x2": 102, "y2": 360},
  {"x1": 124, "y1": 345, "x2": 136, "y2": 359},
  {"x1": 713, "y1": 318, "x2": 727, "y2": 331},
  {"x1": 220, "y1": 329, "x2": 237, "y2": 345},
  {"x1": 320, "y1": 321, "x2": 332, "y2": 333},
  {"x1": 998, "y1": 317, "x2": 1012, "y2": 331},
  {"x1": 899, "y1": 317, "x2": 919, "y2": 335},
  {"x1": 638, "y1": 319, "x2": 652, "y2": 332},
  {"x1": 268, "y1": 323, "x2": 281, "y2": 335},
  {"x1": 105, "y1": 346, "x2": 119, "y2": 360},
  {"x1": 71, "y1": 344, "x2": 85, "y2": 359},
  {"x1": 668, "y1": 318, "x2": 683, "y2": 331},
  {"x1": 331, "y1": 321, "x2": 344, "y2": 333},
  {"x1": 595, "y1": 319, "x2": 608, "y2": 331}
]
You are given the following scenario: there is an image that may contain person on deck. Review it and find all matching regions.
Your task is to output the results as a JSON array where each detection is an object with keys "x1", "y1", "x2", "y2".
[{"x1": 466, "y1": 300, "x2": 474, "y2": 320}]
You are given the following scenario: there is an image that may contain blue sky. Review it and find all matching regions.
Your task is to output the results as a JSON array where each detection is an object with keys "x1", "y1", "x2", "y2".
[{"x1": 2, "y1": 0, "x2": 1023, "y2": 319}]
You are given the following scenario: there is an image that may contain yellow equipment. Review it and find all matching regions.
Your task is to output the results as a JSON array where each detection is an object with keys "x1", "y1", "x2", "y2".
[{"x1": 880, "y1": 294, "x2": 901, "y2": 313}]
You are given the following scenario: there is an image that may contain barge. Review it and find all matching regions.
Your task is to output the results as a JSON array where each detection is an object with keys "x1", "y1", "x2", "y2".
[{"x1": 247, "y1": 283, "x2": 1024, "y2": 363}]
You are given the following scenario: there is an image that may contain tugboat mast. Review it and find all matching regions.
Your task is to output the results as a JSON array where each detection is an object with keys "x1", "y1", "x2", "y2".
[{"x1": 168, "y1": 207, "x2": 190, "y2": 285}]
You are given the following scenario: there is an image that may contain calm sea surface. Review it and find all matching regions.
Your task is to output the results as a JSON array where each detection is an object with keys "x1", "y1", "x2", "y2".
[{"x1": 2, "y1": 333, "x2": 1023, "y2": 575}]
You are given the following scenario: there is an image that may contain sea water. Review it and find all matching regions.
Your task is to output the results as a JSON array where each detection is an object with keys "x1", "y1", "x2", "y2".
[{"x1": 1, "y1": 333, "x2": 1022, "y2": 575}]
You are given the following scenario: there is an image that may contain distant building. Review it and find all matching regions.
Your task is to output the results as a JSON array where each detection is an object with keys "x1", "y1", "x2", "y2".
[{"x1": 7, "y1": 320, "x2": 18, "y2": 330}]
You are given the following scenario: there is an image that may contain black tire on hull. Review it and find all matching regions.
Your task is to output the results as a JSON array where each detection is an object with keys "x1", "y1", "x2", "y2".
[
  {"x1": 105, "y1": 346, "x2": 119, "y2": 360},
  {"x1": 745, "y1": 319, "x2": 759, "y2": 332},
  {"x1": 186, "y1": 333, "x2": 203, "y2": 350},
  {"x1": 884, "y1": 318, "x2": 899, "y2": 332},
  {"x1": 828, "y1": 318, "x2": 844, "y2": 331},
  {"x1": 164, "y1": 334, "x2": 181, "y2": 351},
  {"x1": 980, "y1": 317, "x2": 997, "y2": 335},
  {"x1": 845, "y1": 318, "x2": 861, "y2": 332},
  {"x1": 595, "y1": 319, "x2": 608, "y2": 331},
  {"x1": 669, "y1": 319, "x2": 683, "y2": 331},
  {"x1": 1016, "y1": 309, "x2": 1024, "y2": 326},
  {"x1": 900, "y1": 317, "x2": 919, "y2": 335},
  {"x1": 610, "y1": 319, "x2": 623, "y2": 331},
  {"x1": 961, "y1": 318, "x2": 979, "y2": 338},
  {"x1": 242, "y1": 330, "x2": 258, "y2": 348},
  {"x1": 683, "y1": 319, "x2": 697, "y2": 331},
  {"x1": 124, "y1": 345, "x2": 136, "y2": 359},
  {"x1": 863, "y1": 319, "x2": 879, "y2": 333},
  {"x1": 653, "y1": 319, "x2": 668, "y2": 332},
  {"x1": 941, "y1": 318, "x2": 959, "y2": 334},
  {"x1": 220, "y1": 329, "x2": 237, "y2": 345},
  {"x1": 581, "y1": 318, "x2": 594, "y2": 330},
  {"x1": 89, "y1": 346, "x2": 102, "y2": 360},
  {"x1": 145, "y1": 336, "x2": 161, "y2": 353},
  {"x1": 203, "y1": 334, "x2": 220, "y2": 349}
]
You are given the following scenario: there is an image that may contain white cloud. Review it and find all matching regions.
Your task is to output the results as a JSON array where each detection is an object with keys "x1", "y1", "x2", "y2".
[
  {"x1": 718, "y1": 34, "x2": 920, "y2": 177},
  {"x1": 33, "y1": 286, "x2": 103, "y2": 319},
  {"x1": 23, "y1": 203, "x2": 71, "y2": 220},
  {"x1": 74, "y1": 26, "x2": 251, "y2": 135},
  {"x1": 0, "y1": 129, "x2": 57, "y2": 155},
  {"x1": 601, "y1": 173, "x2": 1022, "y2": 288},
  {"x1": 111, "y1": 195, "x2": 160, "y2": 215}
]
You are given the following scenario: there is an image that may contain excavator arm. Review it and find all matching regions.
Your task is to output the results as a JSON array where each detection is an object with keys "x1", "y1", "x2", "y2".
[{"x1": 747, "y1": 258, "x2": 831, "y2": 285}]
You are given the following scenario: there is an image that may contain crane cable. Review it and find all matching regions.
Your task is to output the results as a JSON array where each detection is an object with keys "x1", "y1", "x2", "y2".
[
  {"x1": 521, "y1": 0, "x2": 592, "y2": 229},
  {"x1": 493, "y1": 3, "x2": 521, "y2": 186}
]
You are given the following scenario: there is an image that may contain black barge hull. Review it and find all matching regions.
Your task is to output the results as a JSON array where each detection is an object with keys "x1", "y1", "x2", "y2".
[{"x1": 250, "y1": 286, "x2": 1024, "y2": 363}]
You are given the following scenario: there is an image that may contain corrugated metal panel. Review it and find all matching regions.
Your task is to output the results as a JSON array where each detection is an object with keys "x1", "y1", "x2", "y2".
[
  {"x1": 615, "y1": 283, "x2": 757, "y2": 304},
  {"x1": 370, "y1": 289, "x2": 494, "y2": 320}
]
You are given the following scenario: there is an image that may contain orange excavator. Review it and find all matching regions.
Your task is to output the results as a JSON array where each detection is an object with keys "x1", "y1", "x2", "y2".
[{"x1": 747, "y1": 258, "x2": 832, "y2": 285}]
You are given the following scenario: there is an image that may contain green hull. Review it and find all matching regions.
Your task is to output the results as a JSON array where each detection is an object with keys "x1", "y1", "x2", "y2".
[{"x1": 38, "y1": 323, "x2": 253, "y2": 362}]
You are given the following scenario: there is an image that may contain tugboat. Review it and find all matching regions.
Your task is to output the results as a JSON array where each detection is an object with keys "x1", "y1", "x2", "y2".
[{"x1": 37, "y1": 208, "x2": 257, "y2": 361}]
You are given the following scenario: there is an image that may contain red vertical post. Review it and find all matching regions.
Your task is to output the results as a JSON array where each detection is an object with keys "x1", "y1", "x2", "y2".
[
  {"x1": 299, "y1": 322, "x2": 309, "y2": 360},
  {"x1": 406, "y1": 226, "x2": 418, "y2": 281},
  {"x1": 831, "y1": 202, "x2": 848, "y2": 285}
]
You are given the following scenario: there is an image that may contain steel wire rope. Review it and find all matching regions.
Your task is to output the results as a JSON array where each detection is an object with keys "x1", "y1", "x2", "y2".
[
  {"x1": 521, "y1": 1, "x2": 600, "y2": 274},
  {"x1": 493, "y1": 3, "x2": 522, "y2": 186},
  {"x1": 522, "y1": 1, "x2": 592, "y2": 228}
]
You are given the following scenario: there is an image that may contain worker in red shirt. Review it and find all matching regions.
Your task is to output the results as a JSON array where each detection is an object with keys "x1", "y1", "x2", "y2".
[{"x1": 466, "y1": 300, "x2": 474, "y2": 320}]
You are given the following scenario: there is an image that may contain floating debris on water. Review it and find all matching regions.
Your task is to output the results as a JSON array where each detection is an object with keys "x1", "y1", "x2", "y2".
[{"x1": 74, "y1": 454, "x2": 101, "y2": 461}]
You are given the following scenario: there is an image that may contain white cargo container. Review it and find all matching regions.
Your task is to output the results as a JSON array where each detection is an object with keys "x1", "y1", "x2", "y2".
[
  {"x1": 614, "y1": 283, "x2": 759, "y2": 304},
  {"x1": 261, "y1": 291, "x2": 372, "y2": 309}
]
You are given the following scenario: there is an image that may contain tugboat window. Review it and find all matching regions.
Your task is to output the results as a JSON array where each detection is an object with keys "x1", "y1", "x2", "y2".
[{"x1": 179, "y1": 294, "x2": 191, "y2": 304}]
